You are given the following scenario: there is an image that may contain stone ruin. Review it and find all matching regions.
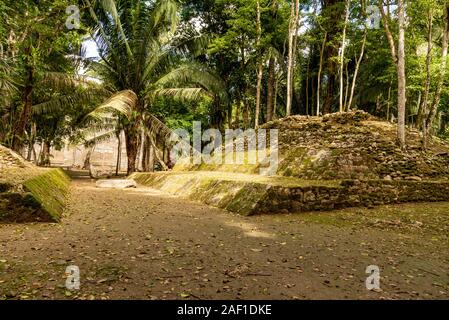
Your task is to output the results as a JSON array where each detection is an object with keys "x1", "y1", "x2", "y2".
[{"x1": 131, "y1": 111, "x2": 449, "y2": 215}]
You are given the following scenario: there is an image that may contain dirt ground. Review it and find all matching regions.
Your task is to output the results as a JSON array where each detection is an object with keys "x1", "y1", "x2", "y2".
[{"x1": 0, "y1": 171, "x2": 448, "y2": 300}]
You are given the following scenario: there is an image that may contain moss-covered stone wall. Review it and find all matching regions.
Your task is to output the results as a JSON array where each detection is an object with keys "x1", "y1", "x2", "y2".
[
  {"x1": 131, "y1": 172, "x2": 449, "y2": 215},
  {"x1": 0, "y1": 169, "x2": 71, "y2": 223}
]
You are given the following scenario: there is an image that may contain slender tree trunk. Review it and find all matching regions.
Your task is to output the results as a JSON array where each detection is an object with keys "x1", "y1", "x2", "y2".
[
  {"x1": 344, "y1": 62, "x2": 350, "y2": 109},
  {"x1": 419, "y1": 8, "x2": 434, "y2": 150},
  {"x1": 396, "y1": 0, "x2": 407, "y2": 149},
  {"x1": 266, "y1": 56, "x2": 276, "y2": 122},
  {"x1": 339, "y1": 0, "x2": 350, "y2": 113},
  {"x1": 387, "y1": 80, "x2": 392, "y2": 121},
  {"x1": 146, "y1": 136, "x2": 154, "y2": 172},
  {"x1": 12, "y1": 48, "x2": 33, "y2": 153},
  {"x1": 39, "y1": 140, "x2": 51, "y2": 167},
  {"x1": 379, "y1": 0, "x2": 406, "y2": 149},
  {"x1": 255, "y1": 64, "x2": 263, "y2": 128},
  {"x1": 124, "y1": 125, "x2": 139, "y2": 175},
  {"x1": 273, "y1": 77, "x2": 278, "y2": 119},
  {"x1": 286, "y1": 0, "x2": 300, "y2": 116},
  {"x1": 83, "y1": 147, "x2": 93, "y2": 170},
  {"x1": 116, "y1": 132, "x2": 122, "y2": 176},
  {"x1": 26, "y1": 123, "x2": 36, "y2": 161},
  {"x1": 317, "y1": 32, "x2": 328, "y2": 116},
  {"x1": 148, "y1": 134, "x2": 168, "y2": 171},
  {"x1": 348, "y1": 29, "x2": 367, "y2": 110},
  {"x1": 255, "y1": 0, "x2": 263, "y2": 128},
  {"x1": 305, "y1": 54, "x2": 310, "y2": 115},
  {"x1": 235, "y1": 93, "x2": 241, "y2": 128},
  {"x1": 426, "y1": 1, "x2": 449, "y2": 139}
]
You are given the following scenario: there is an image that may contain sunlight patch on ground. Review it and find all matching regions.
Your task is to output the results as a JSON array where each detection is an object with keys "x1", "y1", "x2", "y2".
[{"x1": 224, "y1": 221, "x2": 275, "y2": 239}]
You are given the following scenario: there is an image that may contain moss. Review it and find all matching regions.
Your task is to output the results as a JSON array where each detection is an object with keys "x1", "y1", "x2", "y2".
[
  {"x1": 22, "y1": 169, "x2": 71, "y2": 222},
  {"x1": 131, "y1": 172, "x2": 341, "y2": 215}
]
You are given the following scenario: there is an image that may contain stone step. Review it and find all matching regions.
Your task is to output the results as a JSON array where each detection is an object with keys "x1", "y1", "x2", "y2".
[{"x1": 130, "y1": 171, "x2": 449, "y2": 215}]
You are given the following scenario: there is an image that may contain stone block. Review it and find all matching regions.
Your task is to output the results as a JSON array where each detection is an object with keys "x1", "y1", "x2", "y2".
[{"x1": 96, "y1": 179, "x2": 137, "y2": 189}]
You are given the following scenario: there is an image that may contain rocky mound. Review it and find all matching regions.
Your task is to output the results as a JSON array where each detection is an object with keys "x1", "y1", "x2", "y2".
[
  {"x1": 0, "y1": 145, "x2": 70, "y2": 223},
  {"x1": 264, "y1": 111, "x2": 449, "y2": 181},
  {"x1": 176, "y1": 111, "x2": 449, "y2": 181}
]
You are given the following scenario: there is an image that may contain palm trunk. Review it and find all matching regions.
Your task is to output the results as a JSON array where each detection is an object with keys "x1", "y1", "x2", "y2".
[
  {"x1": 124, "y1": 124, "x2": 139, "y2": 175},
  {"x1": 115, "y1": 132, "x2": 122, "y2": 176},
  {"x1": 83, "y1": 147, "x2": 93, "y2": 170}
]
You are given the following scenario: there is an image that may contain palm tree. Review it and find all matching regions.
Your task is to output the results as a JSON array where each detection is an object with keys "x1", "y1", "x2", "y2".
[
  {"x1": 29, "y1": 0, "x2": 226, "y2": 174},
  {"x1": 78, "y1": 0, "x2": 226, "y2": 174}
]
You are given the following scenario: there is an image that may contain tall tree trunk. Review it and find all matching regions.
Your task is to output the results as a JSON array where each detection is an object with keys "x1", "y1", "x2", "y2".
[
  {"x1": 426, "y1": 1, "x2": 449, "y2": 140},
  {"x1": 396, "y1": 0, "x2": 407, "y2": 149},
  {"x1": 419, "y1": 8, "x2": 434, "y2": 150},
  {"x1": 83, "y1": 147, "x2": 93, "y2": 170},
  {"x1": 243, "y1": 97, "x2": 250, "y2": 130},
  {"x1": 317, "y1": 32, "x2": 328, "y2": 115},
  {"x1": 266, "y1": 56, "x2": 276, "y2": 122},
  {"x1": 124, "y1": 123, "x2": 140, "y2": 175},
  {"x1": 344, "y1": 61, "x2": 350, "y2": 109},
  {"x1": 115, "y1": 132, "x2": 122, "y2": 176},
  {"x1": 379, "y1": 0, "x2": 406, "y2": 149},
  {"x1": 148, "y1": 140, "x2": 154, "y2": 172},
  {"x1": 322, "y1": 0, "x2": 344, "y2": 114},
  {"x1": 255, "y1": 0, "x2": 263, "y2": 128},
  {"x1": 387, "y1": 80, "x2": 392, "y2": 121},
  {"x1": 348, "y1": 29, "x2": 367, "y2": 110},
  {"x1": 273, "y1": 76, "x2": 278, "y2": 119},
  {"x1": 39, "y1": 140, "x2": 51, "y2": 167},
  {"x1": 305, "y1": 55, "x2": 310, "y2": 115},
  {"x1": 235, "y1": 93, "x2": 241, "y2": 128},
  {"x1": 286, "y1": 0, "x2": 300, "y2": 116},
  {"x1": 339, "y1": 0, "x2": 350, "y2": 112},
  {"x1": 12, "y1": 48, "x2": 33, "y2": 153},
  {"x1": 255, "y1": 64, "x2": 263, "y2": 128}
]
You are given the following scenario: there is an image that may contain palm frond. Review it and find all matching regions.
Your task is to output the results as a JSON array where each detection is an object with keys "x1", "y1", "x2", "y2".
[
  {"x1": 152, "y1": 0, "x2": 179, "y2": 33},
  {"x1": 32, "y1": 88, "x2": 112, "y2": 115},
  {"x1": 151, "y1": 62, "x2": 229, "y2": 103},
  {"x1": 148, "y1": 88, "x2": 209, "y2": 102},
  {"x1": 83, "y1": 129, "x2": 116, "y2": 147},
  {"x1": 98, "y1": 0, "x2": 133, "y2": 57},
  {"x1": 40, "y1": 72, "x2": 100, "y2": 91},
  {"x1": 87, "y1": 89, "x2": 138, "y2": 120}
]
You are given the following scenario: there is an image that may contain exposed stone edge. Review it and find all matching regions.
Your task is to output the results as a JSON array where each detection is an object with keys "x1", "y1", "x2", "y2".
[
  {"x1": 131, "y1": 172, "x2": 449, "y2": 215},
  {"x1": 20, "y1": 168, "x2": 71, "y2": 222}
]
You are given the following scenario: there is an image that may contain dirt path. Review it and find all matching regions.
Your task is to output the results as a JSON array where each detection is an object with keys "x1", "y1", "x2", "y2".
[{"x1": 1, "y1": 172, "x2": 448, "y2": 300}]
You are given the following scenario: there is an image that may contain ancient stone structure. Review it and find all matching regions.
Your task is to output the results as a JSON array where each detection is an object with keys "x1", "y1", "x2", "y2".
[
  {"x1": 1, "y1": 145, "x2": 70, "y2": 222},
  {"x1": 132, "y1": 111, "x2": 449, "y2": 215}
]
